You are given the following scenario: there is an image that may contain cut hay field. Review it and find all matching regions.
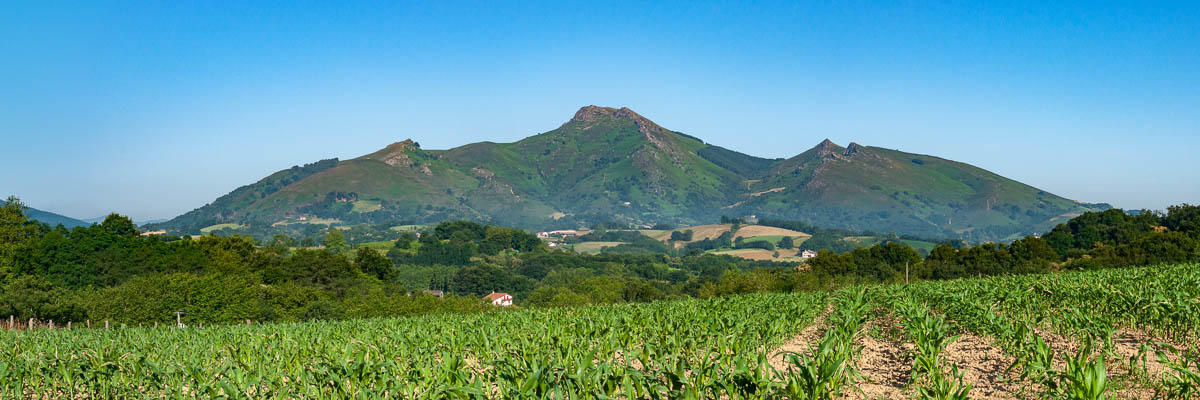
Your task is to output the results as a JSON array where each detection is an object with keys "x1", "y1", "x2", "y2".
[
  {"x1": 672, "y1": 224, "x2": 735, "y2": 241},
  {"x1": 731, "y1": 225, "x2": 809, "y2": 240},
  {"x1": 570, "y1": 241, "x2": 626, "y2": 254},
  {"x1": 639, "y1": 229, "x2": 671, "y2": 240},
  {"x1": 199, "y1": 223, "x2": 243, "y2": 233},
  {"x1": 6, "y1": 264, "x2": 1197, "y2": 398},
  {"x1": 711, "y1": 248, "x2": 804, "y2": 261},
  {"x1": 644, "y1": 224, "x2": 810, "y2": 251}
]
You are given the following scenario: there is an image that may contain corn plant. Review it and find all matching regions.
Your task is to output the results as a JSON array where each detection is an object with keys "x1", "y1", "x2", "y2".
[
  {"x1": 775, "y1": 288, "x2": 870, "y2": 399},
  {"x1": 1154, "y1": 346, "x2": 1200, "y2": 399}
]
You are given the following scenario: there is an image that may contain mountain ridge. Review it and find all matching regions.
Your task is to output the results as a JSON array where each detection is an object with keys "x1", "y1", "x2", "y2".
[
  {"x1": 153, "y1": 106, "x2": 1109, "y2": 242},
  {"x1": 23, "y1": 207, "x2": 90, "y2": 228}
]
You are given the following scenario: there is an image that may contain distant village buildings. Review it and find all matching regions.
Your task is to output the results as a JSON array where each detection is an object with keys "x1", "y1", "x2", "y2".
[{"x1": 483, "y1": 292, "x2": 513, "y2": 306}]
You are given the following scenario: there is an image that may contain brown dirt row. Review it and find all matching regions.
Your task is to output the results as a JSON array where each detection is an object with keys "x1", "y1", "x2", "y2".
[
  {"x1": 768, "y1": 306, "x2": 833, "y2": 373},
  {"x1": 849, "y1": 335, "x2": 913, "y2": 399},
  {"x1": 939, "y1": 333, "x2": 1022, "y2": 399},
  {"x1": 846, "y1": 319, "x2": 914, "y2": 400}
]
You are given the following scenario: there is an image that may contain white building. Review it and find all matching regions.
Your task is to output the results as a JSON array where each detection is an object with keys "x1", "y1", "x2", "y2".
[{"x1": 483, "y1": 292, "x2": 513, "y2": 306}]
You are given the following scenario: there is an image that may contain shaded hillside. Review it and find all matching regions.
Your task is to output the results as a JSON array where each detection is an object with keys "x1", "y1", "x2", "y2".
[
  {"x1": 155, "y1": 106, "x2": 1107, "y2": 242},
  {"x1": 25, "y1": 207, "x2": 89, "y2": 228}
]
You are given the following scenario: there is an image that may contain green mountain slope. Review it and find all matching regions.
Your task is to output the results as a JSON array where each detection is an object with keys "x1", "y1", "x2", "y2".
[
  {"x1": 156, "y1": 106, "x2": 1107, "y2": 241},
  {"x1": 26, "y1": 208, "x2": 89, "y2": 228},
  {"x1": 438, "y1": 106, "x2": 743, "y2": 224},
  {"x1": 732, "y1": 140, "x2": 1105, "y2": 241}
]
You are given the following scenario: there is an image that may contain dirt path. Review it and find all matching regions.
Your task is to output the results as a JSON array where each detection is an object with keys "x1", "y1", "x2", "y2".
[
  {"x1": 846, "y1": 322, "x2": 914, "y2": 400},
  {"x1": 940, "y1": 333, "x2": 1022, "y2": 399},
  {"x1": 768, "y1": 306, "x2": 832, "y2": 372}
]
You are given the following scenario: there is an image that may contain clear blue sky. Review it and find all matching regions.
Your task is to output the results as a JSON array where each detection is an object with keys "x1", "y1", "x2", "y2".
[{"x1": 2, "y1": 1, "x2": 1197, "y2": 221}]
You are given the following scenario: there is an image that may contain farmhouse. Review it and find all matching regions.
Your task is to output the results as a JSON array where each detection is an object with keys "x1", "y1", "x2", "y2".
[
  {"x1": 800, "y1": 250, "x2": 818, "y2": 259},
  {"x1": 482, "y1": 292, "x2": 513, "y2": 306},
  {"x1": 423, "y1": 290, "x2": 444, "y2": 298}
]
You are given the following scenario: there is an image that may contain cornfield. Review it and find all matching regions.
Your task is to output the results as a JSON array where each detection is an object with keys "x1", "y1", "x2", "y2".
[{"x1": 2, "y1": 263, "x2": 1198, "y2": 399}]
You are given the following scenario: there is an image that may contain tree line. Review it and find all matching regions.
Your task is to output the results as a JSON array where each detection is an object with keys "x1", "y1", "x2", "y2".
[
  {"x1": 3, "y1": 195, "x2": 1197, "y2": 327},
  {"x1": 805, "y1": 205, "x2": 1200, "y2": 283},
  {"x1": 0, "y1": 197, "x2": 806, "y2": 326}
]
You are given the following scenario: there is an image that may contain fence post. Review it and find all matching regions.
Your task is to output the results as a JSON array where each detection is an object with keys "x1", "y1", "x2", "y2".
[
  {"x1": 68, "y1": 321, "x2": 72, "y2": 330},
  {"x1": 49, "y1": 320, "x2": 54, "y2": 330},
  {"x1": 87, "y1": 320, "x2": 91, "y2": 329},
  {"x1": 105, "y1": 320, "x2": 109, "y2": 330},
  {"x1": 8, "y1": 315, "x2": 12, "y2": 329},
  {"x1": 28, "y1": 318, "x2": 34, "y2": 330}
]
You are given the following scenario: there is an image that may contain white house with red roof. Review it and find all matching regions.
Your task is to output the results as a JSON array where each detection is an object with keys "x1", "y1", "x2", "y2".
[{"x1": 482, "y1": 292, "x2": 513, "y2": 306}]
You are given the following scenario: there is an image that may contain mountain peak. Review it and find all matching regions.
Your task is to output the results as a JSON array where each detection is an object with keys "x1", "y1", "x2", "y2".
[
  {"x1": 845, "y1": 142, "x2": 862, "y2": 156},
  {"x1": 362, "y1": 139, "x2": 420, "y2": 166},
  {"x1": 570, "y1": 105, "x2": 661, "y2": 129},
  {"x1": 810, "y1": 138, "x2": 845, "y2": 158}
]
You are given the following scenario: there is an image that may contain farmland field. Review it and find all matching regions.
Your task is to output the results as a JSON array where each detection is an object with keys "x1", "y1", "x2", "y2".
[
  {"x1": 845, "y1": 236, "x2": 938, "y2": 254},
  {"x1": 731, "y1": 225, "x2": 809, "y2": 241},
  {"x1": 711, "y1": 248, "x2": 805, "y2": 262},
  {"x1": 571, "y1": 241, "x2": 627, "y2": 254},
  {"x1": 351, "y1": 199, "x2": 383, "y2": 213},
  {"x1": 199, "y1": 223, "x2": 244, "y2": 233},
  {"x1": 3, "y1": 264, "x2": 1199, "y2": 398},
  {"x1": 641, "y1": 224, "x2": 809, "y2": 252}
]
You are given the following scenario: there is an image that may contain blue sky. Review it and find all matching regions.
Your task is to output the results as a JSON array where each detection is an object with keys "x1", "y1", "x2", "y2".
[{"x1": 2, "y1": 1, "x2": 1197, "y2": 221}]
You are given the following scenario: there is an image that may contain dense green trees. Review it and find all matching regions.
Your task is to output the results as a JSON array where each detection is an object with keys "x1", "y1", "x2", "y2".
[
  {"x1": 807, "y1": 242, "x2": 920, "y2": 282},
  {"x1": 734, "y1": 237, "x2": 775, "y2": 251},
  {"x1": 323, "y1": 228, "x2": 348, "y2": 253},
  {"x1": 669, "y1": 230, "x2": 694, "y2": 241},
  {"x1": 3, "y1": 196, "x2": 1198, "y2": 327},
  {"x1": 0, "y1": 207, "x2": 814, "y2": 325},
  {"x1": 0, "y1": 197, "x2": 39, "y2": 280}
]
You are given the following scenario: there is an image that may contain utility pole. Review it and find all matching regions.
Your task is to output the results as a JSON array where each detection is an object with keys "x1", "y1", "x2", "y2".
[{"x1": 905, "y1": 261, "x2": 910, "y2": 284}]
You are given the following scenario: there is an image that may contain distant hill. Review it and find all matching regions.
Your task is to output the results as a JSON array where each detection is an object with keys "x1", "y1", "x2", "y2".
[
  {"x1": 154, "y1": 106, "x2": 1108, "y2": 242},
  {"x1": 26, "y1": 208, "x2": 89, "y2": 228}
]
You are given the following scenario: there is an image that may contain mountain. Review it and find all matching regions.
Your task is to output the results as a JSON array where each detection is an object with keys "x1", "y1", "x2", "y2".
[
  {"x1": 155, "y1": 106, "x2": 1107, "y2": 241},
  {"x1": 26, "y1": 207, "x2": 90, "y2": 228}
]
